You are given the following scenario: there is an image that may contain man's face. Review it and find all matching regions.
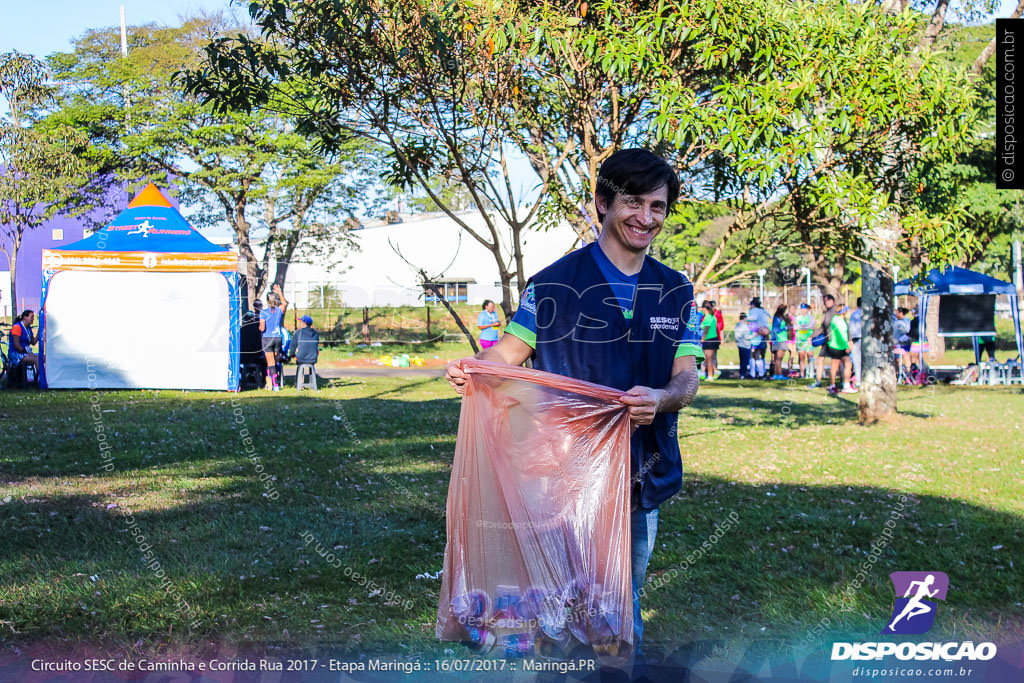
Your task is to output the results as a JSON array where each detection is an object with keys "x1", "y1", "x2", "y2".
[
  {"x1": 824, "y1": 298, "x2": 835, "y2": 309},
  {"x1": 597, "y1": 185, "x2": 669, "y2": 253},
  {"x1": 485, "y1": 302, "x2": 495, "y2": 313}
]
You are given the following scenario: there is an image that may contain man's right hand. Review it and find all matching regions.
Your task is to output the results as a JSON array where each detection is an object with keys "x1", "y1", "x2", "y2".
[
  {"x1": 446, "y1": 359, "x2": 470, "y2": 395},
  {"x1": 446, "y1": 335, "x2": 533, "y2": 395}
]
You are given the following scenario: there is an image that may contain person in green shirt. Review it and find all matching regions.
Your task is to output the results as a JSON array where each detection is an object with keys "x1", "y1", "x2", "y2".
[
  {"x1": 795, "y1": 303, "x2": 815, "y2": 379},
  {"x1": 826, "y1": 306, "x2": 855, "y2": 395},
  {"x1": 770, "y1": 304, "x2": 790, "y2": 380},
  {"x1": 700, "y1": 300, "x2": 720, "y2": 380}
]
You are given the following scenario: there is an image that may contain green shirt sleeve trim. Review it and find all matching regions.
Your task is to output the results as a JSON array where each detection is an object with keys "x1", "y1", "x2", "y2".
[
  {"x1": 676, "y1": 342, "x2": 705, "y2": 362},
  {"x1": 505, "y1": 321, "x2": 536, "y2": 348}
]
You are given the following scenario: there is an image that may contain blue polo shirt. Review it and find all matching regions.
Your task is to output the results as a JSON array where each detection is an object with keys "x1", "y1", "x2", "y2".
[{"x1": 507, "y1": 242, "x2": 704, "y2": 361}]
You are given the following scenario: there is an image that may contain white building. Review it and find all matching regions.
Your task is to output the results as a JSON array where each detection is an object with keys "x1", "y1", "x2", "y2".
[{"x1": 269, "y1": 211, "x2": 582, "y2": 308}]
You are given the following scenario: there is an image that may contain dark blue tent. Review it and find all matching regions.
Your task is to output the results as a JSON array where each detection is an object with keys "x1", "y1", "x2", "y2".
[{"x1": 895, "y1": 266, "x2": 1022, "y2": 364}]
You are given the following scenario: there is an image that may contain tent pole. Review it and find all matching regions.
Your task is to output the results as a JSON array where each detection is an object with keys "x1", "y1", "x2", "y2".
[{"x1": 1011, "y1": 294, "x2": 1023, "y2": 363}]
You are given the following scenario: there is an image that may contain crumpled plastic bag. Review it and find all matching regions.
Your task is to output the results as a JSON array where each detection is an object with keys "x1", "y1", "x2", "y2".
[{"x1": 436, "y1": 359, "x2": 633, "y2": 656}]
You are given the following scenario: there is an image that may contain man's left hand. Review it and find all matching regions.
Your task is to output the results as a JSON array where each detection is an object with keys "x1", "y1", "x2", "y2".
[{"x1": 618, "y1": 386, "x2": 665, "y2": 426}]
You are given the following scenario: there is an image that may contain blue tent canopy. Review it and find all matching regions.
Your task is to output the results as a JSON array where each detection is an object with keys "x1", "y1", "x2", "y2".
[
  {"x1": 894, "y1": 266, "x2": 1017, "y2": 296},
  {"x1": 52, "y1": 198, "x2": 226, "y2": 253},
  {"x1": 895, "y1": 266, "x2": 1022, "y2": 365}
]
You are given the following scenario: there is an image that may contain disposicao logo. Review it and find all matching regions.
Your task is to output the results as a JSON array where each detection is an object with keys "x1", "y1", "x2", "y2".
[
  {"x1": 883, "y1": 571, "x2": 948, "y2": 635},
  {"x1": 831, "y1": 572, "x2": 997, "y2": 663}
]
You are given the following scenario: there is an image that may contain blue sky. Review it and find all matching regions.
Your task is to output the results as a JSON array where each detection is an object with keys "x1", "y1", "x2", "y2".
[{"x1": 1, "y1": 0, "x2": 237, "y2": 59}]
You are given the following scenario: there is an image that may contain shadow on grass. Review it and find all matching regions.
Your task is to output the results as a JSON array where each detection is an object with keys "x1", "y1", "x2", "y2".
[
  {"x1": 2, "y1": 384, "x2": 1021, "y2": 658},
  {"x1": 1, "y1": 392, "x2": 460, "y2": 480},
  {"x1": 692, "y1": 391, "x2": 860, "y2": 428},
  {"x1": 1, "y1": 456, "x2": 1021, "y2": 654}
]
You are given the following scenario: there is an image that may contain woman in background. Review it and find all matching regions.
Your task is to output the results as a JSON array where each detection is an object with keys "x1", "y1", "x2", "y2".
[
  {"x1": 260, "y1": 284, "x2": 288, "y2": 391},
  {"x1": 734, "y1": 312, "x2": 753, "y2": 379},
  {"x1": 795, "y1": 303, "x2": 815, "y2": 379},
  {"x1": 770, "y1": 304, "x2": 790, "y2": 380},
  {"x1": 700, "y1": 300, "x2": 720, "y2": 381}
]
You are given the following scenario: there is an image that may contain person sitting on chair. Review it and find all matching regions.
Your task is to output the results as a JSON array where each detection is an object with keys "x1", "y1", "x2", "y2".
[
  {"x1": 8, "y1": 310, "x2": 39, "y2": 381},
  {"x1": 290, "y1": 315, "x2": 320, "y2": 366}
]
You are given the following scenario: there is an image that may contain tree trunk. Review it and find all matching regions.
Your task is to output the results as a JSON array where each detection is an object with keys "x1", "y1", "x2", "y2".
[
  {"x1": 424, "y1": 280, "x2": 479, "y2": 354},
  {"x1": 859, "y1": 261, "x2": 898, "y2": 424},
  {"x1": 498, "y1": 271, "x2": 515, "y2": 323},
  {"x1": 232, "y1": 201, "x2": 261, "y2": 307},
  {"x1": 272, "y1": 231, "x2": 301, "y2": 290}
]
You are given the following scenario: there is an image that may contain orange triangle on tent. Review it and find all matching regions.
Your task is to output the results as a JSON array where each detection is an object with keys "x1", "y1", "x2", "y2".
[{"x1": 127, "y1": 183, "x2": 174, "y2": 209}]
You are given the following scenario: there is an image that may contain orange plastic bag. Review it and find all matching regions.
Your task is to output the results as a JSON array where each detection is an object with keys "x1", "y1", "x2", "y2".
[{"x1": 436, "y1": 359, "x2": 634, "y2": 656}]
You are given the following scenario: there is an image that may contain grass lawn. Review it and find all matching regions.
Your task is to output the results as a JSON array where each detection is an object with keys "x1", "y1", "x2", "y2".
[{"x1": 1, "y1": 377, "x2": 1022, "y2": 667}]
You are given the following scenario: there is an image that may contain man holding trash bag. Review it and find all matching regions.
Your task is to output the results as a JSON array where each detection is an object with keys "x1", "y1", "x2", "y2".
[{"x1": 446, "y1": 148, "x2": 703, "y2": 671}]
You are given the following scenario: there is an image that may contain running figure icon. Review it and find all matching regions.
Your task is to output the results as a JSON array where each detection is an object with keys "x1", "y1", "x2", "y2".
[
  {"x1": 126, "y1": 220, "x2": 154, "y2": 237},
  {"x1": 883, "y1": 571, "x2": 948, "y2": 635},
  {"x1": 888, "y1": 574, "x2": 938, "y2": 631}
]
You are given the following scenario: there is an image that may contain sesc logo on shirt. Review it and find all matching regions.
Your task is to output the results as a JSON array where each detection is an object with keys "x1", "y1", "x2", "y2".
[{"x1": 649, "y1": 315, "x2": 679, "y2": 332}]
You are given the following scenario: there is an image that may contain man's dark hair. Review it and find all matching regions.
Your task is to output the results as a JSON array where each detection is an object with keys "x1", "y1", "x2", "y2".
[
  {"x1": 482, "y1": 299, "x2": 493, "y2": 310},
  {"x1": 823, "y1": 293, "x2": 835, "y2": 304},
  {"x1": 856, "y1": 297, "x2": 862, "y2": 307},
  {"x1": 595, "y1": 148, "x2": 680, "y2": 222}
]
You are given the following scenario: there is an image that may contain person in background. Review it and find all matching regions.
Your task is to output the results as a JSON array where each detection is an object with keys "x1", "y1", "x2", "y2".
[
  {"x1": 770, "y1": 304, "x2": 790, "y2": 380},
  {"x1": 848, "y1": 297, "x2": 863, "y2": 388},
  {"x1": 810, "y1": 294, "x2": 837, "y2": 389},
  {"x1": 700, "y1": 300, "x2": 720, "y2": 380},
  {"x1": 894, "y1": 307, "x2": 912, "y2": 372},
  {"x1": 747, "y1": 297, "x2": 771, "y2": 379},
  {"x1": 978, "y1": 309, "x2": 998, "y2": 362},
  {"x1": 826, "y1": 305, "x2": 856, "y2": 395},
  {"x1": 785, "y1": 306, "x2": 797, "y2": 376},
  {"x1": 711, "y1": 299, "x2": 725, "y2": 343},
  {"x1": 477, "y1": 299, "x2": 501, "y2": 349},
  {"x1": 240, "y1": 309, "x2": 267, "y2": 388},
  {"x1": 7, "y1": 309, "x2": 38, "y2": 375},
  {"x1": 290, "y1": 315, "x2": 320, "y2": 366},
  {"x1": 734, "y1": 312, "x2": 753, "y2": 379},
  {"x1": 795, "y1": 303, "x2": 815, "y2": 379},
  {"x1": 907, "y1": 309, "x2": 922, "y2": 370},
  {"x1": 260, "y1": 283, "x2": 288, "y2": 391}
]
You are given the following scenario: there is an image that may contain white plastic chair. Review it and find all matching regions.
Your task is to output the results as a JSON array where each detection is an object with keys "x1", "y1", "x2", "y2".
[{"x1": 1003, "y1": 359, "x2": 1023, "y2": 385}]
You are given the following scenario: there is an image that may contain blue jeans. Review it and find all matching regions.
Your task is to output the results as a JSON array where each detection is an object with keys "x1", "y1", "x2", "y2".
[
  {"x1": 631, "y1": 506, "x2": 659, "y2": 665},
  {"x1": 738, "y1": 346, "x2": 751, "y2": 378}
]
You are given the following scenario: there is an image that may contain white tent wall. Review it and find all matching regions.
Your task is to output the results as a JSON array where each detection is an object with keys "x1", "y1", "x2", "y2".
[{"x1": 44, "y1": 270, "x2": 232, "y2": 389}]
